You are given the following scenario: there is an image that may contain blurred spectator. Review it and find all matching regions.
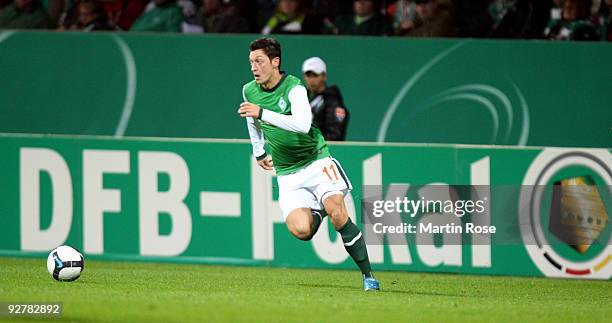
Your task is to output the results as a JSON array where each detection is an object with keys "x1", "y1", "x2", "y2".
[
  {"x1": 331, "y1": 0, "x2": 392, "y2": 35},
  {"x1": 488, "y1": 0, "x2": 540, "y2": 38},
  {"x1": 179, "y1": 0, "x2": 204, "y2": 33},
  {"x1": 52, "y1": 0, "x2": 77, "y2": 30},
  {"x1": 594, "y1": 0, "x2": 611, "y2": 40},
  {"x1": 544, "y1": 0, "x2": 563, "y2": 37},
  {"x1": 42, "y1": 0, "x2": 71, "y2": 27},
  {"x1": 545, "y1": 0, "x2": 599, "y2": 40},
  {"x1": 261, "y1": 0, "x2": 321, "y2": 34},
  {"x1": 0, "y1": 0, "x2": 51, "y2": 29},
  {"x1": 387, "y1": 0, "x2": 418, "y2": 35},
  {"x1": 130, "y1": 0, "x2": 182, "y2": 32},
  {"x1": 552, "y1": 0, "x2": 563, "y2": 21},
  {"x1": 489, "y1": 0, "x2": 519, "y2": 29},
  {"x1": 591, "y1": 0, "x2": 601, "y2": 14},
  {"x1": 202, "y1": 0, "x2": 250, "y2": 33},
  {"x1": 302, "y1": 57, "x2": 349, "y2": 141},
  {"x1": 489, "y1": 0, "x2": 534, "y2": 38},
  {"x1": 103, "y1": 0, "x2": 146, "y2": 31},
  {"x1": 61, "y1": 0, "x2": 112, "y2": 31},
  {"x1": 407, "y1": 0, "x2": 458, "y2": 37}
]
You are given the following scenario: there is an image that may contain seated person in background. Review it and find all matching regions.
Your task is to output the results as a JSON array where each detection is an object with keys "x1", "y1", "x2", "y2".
[
  {"x1": 61, "y1": 0, "x2": 113, "y2": 31},
  {"x1": 543, "y1": 0, "x2": 563, "y2": 36},
  {"x1": 179, "y1": 0, "x2": 204, "y2": 33},
  {"x1": 545, "y1": 0, "x2": 599, "y2": 40},
  {"x1": 130, "y1": 0, "x2": 182, "y2": 32},
  {"x1": 42, "y1": 0, "x2": 72, "y2": 27},
  {"x1": 261, "y1": 0, "x2": 321, "y2": 34},
  {"x1": 407, "y1": 0, "x2": 458, "y2": 37},
  {"x1": 594, "y1": 0, "x2": 611, "y2": 40},
  {"x1": 489, "y1": 0, "x2": 520, "y2": 30},
  {"x1": 387, "y1": 0, "x2": 417, "y2": 35},
  {"x1": 202, "y1": 0, "x2": 250, "y2": 33},
  {"x1": 331, "y1": 0, "x2": 392, "y2": 35},
  {"x1": 0, "y1": 0, "x2": 51, "y2": 29},
  {"x1": 302, "y1": 57, "x2": 350, "y2": 141},
  {"x1": 103, "y1": 0, "x2": 147, "y2": 31}
]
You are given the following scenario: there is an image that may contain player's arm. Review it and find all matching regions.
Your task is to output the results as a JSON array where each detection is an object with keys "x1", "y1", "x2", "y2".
[
  {"x1": 246, "y1": 117, "x2": 274, "y2": 170},
  {"x1": 242, "y1": 86, "x2": 273, "y2": 170},
  {"x1": 246, "y1": 117, "x2": 265, "y2": 157},
  {"x1": 238, "y1": 85, "x2": 312, "y2": 134}
]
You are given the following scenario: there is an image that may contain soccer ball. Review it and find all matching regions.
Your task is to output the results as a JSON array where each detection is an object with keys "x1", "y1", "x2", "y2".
[{"x1": 47, "y1": 245, "x2": 84, "y2": 281}]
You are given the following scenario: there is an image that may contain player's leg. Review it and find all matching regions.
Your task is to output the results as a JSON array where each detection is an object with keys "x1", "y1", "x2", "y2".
[
  {"x1": 314, "y1": 157, "x2": 379, "y2": 291},
  {"x1": 279, "y1": 187, "x2": 325, "y2": 241},
  {"x1": 322, "y1": 193, "x2": 374, "y2": 278}
]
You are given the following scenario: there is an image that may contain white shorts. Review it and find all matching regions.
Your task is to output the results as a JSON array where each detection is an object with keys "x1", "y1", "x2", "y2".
[{"x1": 277, "y1": 156, "x2": 353, "y2": 220}]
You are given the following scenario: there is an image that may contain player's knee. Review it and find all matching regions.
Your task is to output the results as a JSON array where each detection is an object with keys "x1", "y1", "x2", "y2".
[
  {"x1": 286, "y1": 210, "x2": 314, "y2": 241},
  {"x1": 289, "y1": 224, "x2": 314, "y2": 241}
]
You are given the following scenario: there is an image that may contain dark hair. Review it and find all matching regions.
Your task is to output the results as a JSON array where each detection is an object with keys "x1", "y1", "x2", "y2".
[{"x1": 249, "y1": 37, "x2": 282, "y2": 68}]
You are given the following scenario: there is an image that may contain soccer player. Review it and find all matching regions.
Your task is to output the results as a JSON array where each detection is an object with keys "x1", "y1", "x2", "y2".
[{"x1": 237, "y1": 37, "x2": 379, "y2": 291}]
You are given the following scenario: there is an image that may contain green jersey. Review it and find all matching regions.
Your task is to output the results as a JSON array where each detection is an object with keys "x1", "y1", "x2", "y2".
[{"x1": 243, "y1": 74, "x2": 329, "y2": 175}]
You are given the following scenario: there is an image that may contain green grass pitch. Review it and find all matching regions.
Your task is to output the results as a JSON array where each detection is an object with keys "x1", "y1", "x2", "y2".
[{"x1": 0, "y1": 257, "x2": 610, "y2": 322}]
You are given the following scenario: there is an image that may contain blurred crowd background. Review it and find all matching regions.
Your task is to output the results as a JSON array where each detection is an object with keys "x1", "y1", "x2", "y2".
[{"x1": 0, "y1": 0, "x2": 610, "y2": 41}]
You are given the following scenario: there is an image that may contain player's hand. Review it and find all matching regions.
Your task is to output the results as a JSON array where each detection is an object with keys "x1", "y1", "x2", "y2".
[
  {"x1": 258, "y1": 156, "x2": 274, "y2": 171},
  {"x1": 238, "y1": 102, "x2": 262, "y2": 119}
]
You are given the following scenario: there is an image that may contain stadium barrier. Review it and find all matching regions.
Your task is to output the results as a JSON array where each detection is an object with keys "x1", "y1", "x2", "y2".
[
  {"x1": 0, "y1": 31, "x2": 610, "y2": 147},
  {"x1": 1, "y1": 133, "x2": 610, "y2": 280}
]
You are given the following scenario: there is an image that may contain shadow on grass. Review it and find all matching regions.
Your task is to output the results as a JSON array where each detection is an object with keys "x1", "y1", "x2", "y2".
[{"x1": 295, "y1": 283, "x2": 475, "y2": 298}]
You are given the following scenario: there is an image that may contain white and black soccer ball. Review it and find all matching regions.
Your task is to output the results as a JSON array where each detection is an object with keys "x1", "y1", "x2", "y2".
[{"x1": 47, "y1": 245, "x2": 84, "y2": 281}]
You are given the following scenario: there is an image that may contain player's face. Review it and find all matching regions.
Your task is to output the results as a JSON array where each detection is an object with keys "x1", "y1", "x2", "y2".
[
  {"x1": 304, "y1": 72, "x2": 327, "y2": 94},
  {"x1": 249, "y1": 49, "x2": 279, "y2": 85}
]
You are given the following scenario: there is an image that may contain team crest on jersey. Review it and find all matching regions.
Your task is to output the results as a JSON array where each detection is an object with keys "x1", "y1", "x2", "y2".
[
  {"x1": 335, "y1": 107, "x2": 346, "y2": 121},
  {"x1": 278, "y1": 97, "x2": 287, "y2": 111}
]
